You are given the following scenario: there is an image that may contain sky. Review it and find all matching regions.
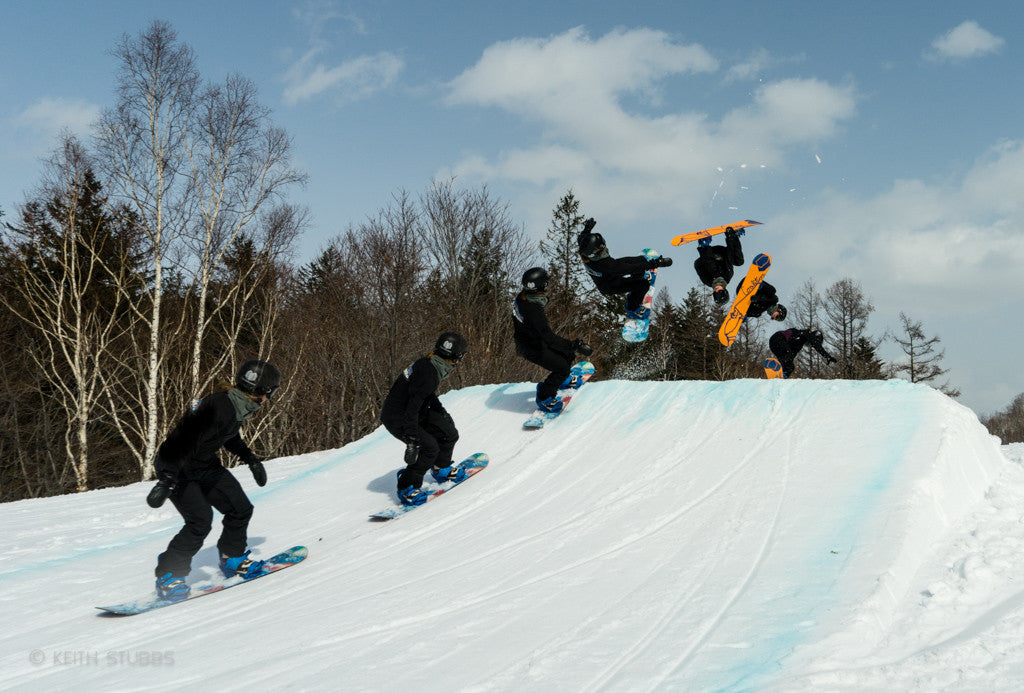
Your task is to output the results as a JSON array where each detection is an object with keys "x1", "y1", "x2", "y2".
[
  {"x1": 2, "y1": 377, "x2": 1023, "y2": 690},
  {"x1": 1, "y1": 1, "x2": 1022, "y2": 415}
]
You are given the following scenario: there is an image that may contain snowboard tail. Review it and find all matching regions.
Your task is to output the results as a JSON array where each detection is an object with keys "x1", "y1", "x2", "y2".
[
  {"x1": 718, "y1": 253, "x2": 771, "y2": 347},
  {"x1": 764, "y1": 358, "x2": 784, "y2": 379},
  {"x1": 370, "y1": 453, "x2": 488, "y2": 520},
  {"x1": 96, "y1": 546, "x2": 308, "y2": 616},
  {"x1": 670, "y1": 220, "x2": 761, "y2": 246}
]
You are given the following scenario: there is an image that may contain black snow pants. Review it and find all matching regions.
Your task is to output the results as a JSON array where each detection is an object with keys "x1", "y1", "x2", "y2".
[{"x1": 154, "y1": 466, "x2": 253, "y2": 578}]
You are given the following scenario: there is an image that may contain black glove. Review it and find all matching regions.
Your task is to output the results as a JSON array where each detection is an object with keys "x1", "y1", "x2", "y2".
[
  {"x1": 582, "y1": 217, "x2": 596, "y2": 233},
  {"x1": 248, "y1": 459, "x2": 267, "y2": 487},
  {"x1": 146, "y1": 473, "x2": 175, "y2": 508},
  {"x1": 404, "y1": 441, "x2": 421, "y2": 465},
  {"x1": 650, "y1": 256, "x2": 673, "y2": 268},
  {"x1": 572, "y1": 339, "x2": 593, "y2": 356},
  {"x1": 825, "y1": 354, "x2": 837, "y2": 364}
]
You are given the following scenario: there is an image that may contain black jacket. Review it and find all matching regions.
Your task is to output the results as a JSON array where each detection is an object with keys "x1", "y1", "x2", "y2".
[
  {"x1": 772, "y1": 329, "x2": 833, "y2": 361},
  {"x1": 581, "y1": 253, "x2": 654, "y2": 295},
  {"x1": 694, "y1": 234, "x2": 744, "y2": 287},
  {"x1": 156, "y1": 389, "x2": 258, "y2": 478},
  {"x1": 380, "y1": 356, "x2": 448, "y2": 436},
  {"x1": 512, "y1": 292, "x2": 573, "y2": 360},
  {"x1": 737, "y1": 280, "x2": 779, "y2": 318}
]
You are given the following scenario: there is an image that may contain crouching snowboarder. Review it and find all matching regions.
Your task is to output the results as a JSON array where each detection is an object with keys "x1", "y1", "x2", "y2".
[
  {"x1": 512, "y1": 267, "x2": 593, "y2": 413},
  {"x1": 380, "y1": 332, "x2": 468, "y2": 506},
  {"x1": 148, "y1": 359, "x2": 281, "y2": 602}
]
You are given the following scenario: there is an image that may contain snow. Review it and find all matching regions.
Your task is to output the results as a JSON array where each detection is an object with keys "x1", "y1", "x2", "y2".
[{"x1": 2, "y1": 377, "x2": 1024, "y2": 691}]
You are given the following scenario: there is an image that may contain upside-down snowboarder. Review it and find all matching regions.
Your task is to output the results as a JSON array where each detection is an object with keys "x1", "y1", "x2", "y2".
[{"x1": 694, "y1": 226, "x2": 745, "y2": 306}]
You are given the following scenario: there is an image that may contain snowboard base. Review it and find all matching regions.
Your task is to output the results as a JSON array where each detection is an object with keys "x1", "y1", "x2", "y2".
[
  {"x1": 622, "y1": 249, "x2": 660, "y2": 343},
  {"x1": 671, "y1": 219, "x2": 762, "y2": 246},
  {"x1": 764, "y1": 358, "x2": 784, "y2": 379}
]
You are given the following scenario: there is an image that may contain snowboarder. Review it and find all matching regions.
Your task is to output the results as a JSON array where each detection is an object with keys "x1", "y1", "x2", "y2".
[
  {"x1": 512, "y1": 267, "x2": 593, "y2": 413},
  {"x1": 147, "y1": 359, "x2": 282, "y2": 602},
  {"x1": 380, "y1": 332, "x2": 468, "y2": 507},
  {"x1": 577, "y1": 217, "x2": 673, "y2": 321},
  {"x1": 735, "y1": 278, "x2": 787, "y2": 322},
  {"x1": 768, "y1": 328, "x2": 837, "y2": 378},
  {"x1": 694, "y1": 226, "x2": 745, "y2": 305}
]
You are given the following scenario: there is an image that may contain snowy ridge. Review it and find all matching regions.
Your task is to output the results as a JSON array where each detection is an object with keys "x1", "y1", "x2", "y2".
[{"x1": 0, "y1": 378, "x2": 1017, "y2": 691}]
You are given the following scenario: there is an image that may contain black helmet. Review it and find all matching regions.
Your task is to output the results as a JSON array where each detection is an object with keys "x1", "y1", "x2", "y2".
[
  {"x1": 578, "y1": 232, "x2": 606, "y2": 259},
  {"x1": 434, "y1": 331, "x2": 468, "y2": 361},
  {"x1": 522, "y1": 267, "x2": 549, "y2": 292},
  {"x1": 771, "y1": 304, "x2": 787, "y2": 321},
  {"x1": 712, "y1": 286, "x2": 729, "y2": 305},
  {"x1": 235, "y1": 360, "x2": 281, "y2": 397}
]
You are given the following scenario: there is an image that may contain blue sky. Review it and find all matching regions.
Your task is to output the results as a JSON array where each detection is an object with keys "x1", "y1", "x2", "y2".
[{"x1": 1, "y1": 1, "x2": 1021, "y2": 415}]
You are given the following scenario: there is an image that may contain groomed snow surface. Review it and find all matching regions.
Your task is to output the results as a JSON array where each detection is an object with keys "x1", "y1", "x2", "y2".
[{"x1": 2, "y1": 378, "x2": 1024, "y2": 692}]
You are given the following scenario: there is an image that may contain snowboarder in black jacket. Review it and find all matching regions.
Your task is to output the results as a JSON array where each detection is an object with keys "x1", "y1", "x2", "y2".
[
  {"x1": 512, "y1": 267, "x2": 593, "y2": 413},
  {"x1": 147, "y1": 359, "x2": 281, "y2": 602},
  {"x1": 694, "y1": 227, "x2": 745, "y2": 305},
  {"x1": 769, "y1": 328, "x2": 836, "y2": 378},
  {"x1": 380, "y1": 332, "x2": 468, "y2": 506},
  {"x1": 735, "y1": 278, "x2": 787, "y2": 321},
  {"x1": 577, "y1": 218, "x2": 673, "y2": 320}
]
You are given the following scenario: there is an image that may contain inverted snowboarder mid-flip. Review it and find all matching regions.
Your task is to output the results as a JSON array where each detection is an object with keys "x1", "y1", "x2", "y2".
[{"x1": 694, "y1": 226, "x2": 745, "y2": 306}]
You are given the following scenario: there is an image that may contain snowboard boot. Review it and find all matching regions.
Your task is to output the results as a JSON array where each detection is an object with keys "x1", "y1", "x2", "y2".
[
  {"x1": 431, "y1": 463, "x2": 467, "y2": 484},
  {"x1": 219, "y1": 550, "x2": 265, "y2": 579},
  {"x1": 625, "y1": 305, "x2": 650, "y2": 321},
  {"x1": 155, "y1": 572, "x2": 191, "y2": 602},
  {"x1": 559, "y1": 373, "x2": 583, "y2": 390},
  {"x1": 536, "y1": 396, "x2": 565, "y2": 414},
  {"x1": 698, "y1": 236, "x2": 712, "y2": 247},
  {"x1": 397, "y1": 484, "x2": 428, "y2": 506}
]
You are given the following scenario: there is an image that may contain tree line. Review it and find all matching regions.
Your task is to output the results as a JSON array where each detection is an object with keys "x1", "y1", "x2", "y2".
[{"x1": 0, "y1": 21, "x2": 1011, "y2": 503}]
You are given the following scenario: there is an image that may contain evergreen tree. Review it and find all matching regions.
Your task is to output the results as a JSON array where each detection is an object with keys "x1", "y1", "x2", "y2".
[
  {"x1": 539, "y1": 190, "x2": 590, "y2": 303},
  {"x1": 890, "y1": 312, "x2": 959, "y2": 396}
]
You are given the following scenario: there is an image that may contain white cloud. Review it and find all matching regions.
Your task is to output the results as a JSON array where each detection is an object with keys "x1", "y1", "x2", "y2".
[
  {"x1": 283, "y1": 50, "x2": 403, "y2": 105},
  {"x1": 445, "y1": 27, "x2": 856, "y2": 224},
  {"x1": 448, "y1": 26, "x2": 718, "y2": 118},
  {"x1": 15, "y1": 97, "x2": 99, "y2": 139},
  {"x1": 774, "y1": 140, "x2": 1024, "y2": 313},
  {"x1": 926, "y1": 20, "x2": 1004, "y2": 62}
]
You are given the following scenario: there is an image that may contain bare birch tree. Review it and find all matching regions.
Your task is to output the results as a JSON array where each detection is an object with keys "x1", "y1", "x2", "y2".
[{"x1": 0, "y1": 137, "x2": 133, "y2": 490}]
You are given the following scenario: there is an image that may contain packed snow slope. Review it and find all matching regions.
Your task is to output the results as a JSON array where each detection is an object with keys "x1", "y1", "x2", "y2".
[{"x1": 3, "y1": 378, "x2": 1024, "y2": 691}]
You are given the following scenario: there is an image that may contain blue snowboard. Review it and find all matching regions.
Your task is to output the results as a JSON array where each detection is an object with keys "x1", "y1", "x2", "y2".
[
  {"x1": 96, "y1": 545, "x2": 308, "y2": 616},
  {"x1": 523, "y1": 361, "x2": 596, "y2": 429},
  {"x1": 622, "y1": 249, "x2": 660, "y2": 343},
  {"x1": 369, "y1": 452, "x2": 489, "y2": 520}
]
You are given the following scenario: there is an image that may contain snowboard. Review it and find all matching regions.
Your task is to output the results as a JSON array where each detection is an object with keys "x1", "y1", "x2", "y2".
[
  {"x1": 670, "y1": 219, "x2": 762, "y2": 246},
  {"x1": 524, "y1": 361, "x2": 595, "y2": 429},
  {"x1": 622, "y1": 249, "x2": 661, "y2": 343},
  {"x1": 764, "y1": 358, "x2": 784, "y2": 379},
  {"x1": 96, "y1": 545, "x2": 308, "y2": 616},
  {"x1": 718, "y1": 252, "x2": 772, "y2": 347},
  {"x1": 369, "y1": 453, "x2": 489, "y2": 520}
]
